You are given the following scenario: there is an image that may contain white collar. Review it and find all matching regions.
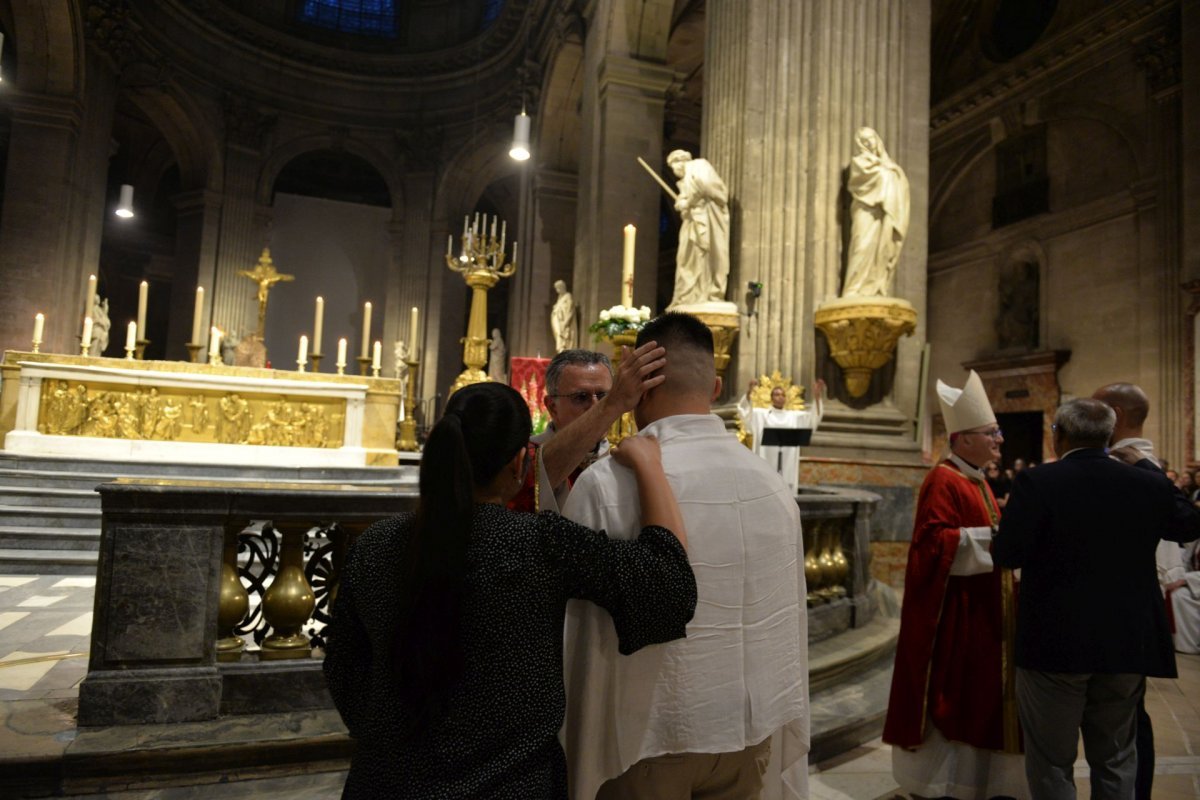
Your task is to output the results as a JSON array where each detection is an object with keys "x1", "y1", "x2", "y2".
[{"x1": 948, "y1": 452, "x2": 986, "y2": 481}]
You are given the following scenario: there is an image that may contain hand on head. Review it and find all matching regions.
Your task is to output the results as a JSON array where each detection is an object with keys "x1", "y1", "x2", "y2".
[{"x1": 607, "y1": 341, "x2": 667, "y2": 414}]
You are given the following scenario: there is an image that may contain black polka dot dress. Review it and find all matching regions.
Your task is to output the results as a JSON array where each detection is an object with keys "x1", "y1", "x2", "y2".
[{"x1": 323, "y1": 504, "x2": 697, "y2": 799}]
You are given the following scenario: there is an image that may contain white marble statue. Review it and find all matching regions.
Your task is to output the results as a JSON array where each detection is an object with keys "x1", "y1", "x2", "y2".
[
  {"x1": 667, "y1": 150, "x2": 730, "y2": 308},
  {"x1": 89, "y1": 297, "x2": 111, "y2": 357},
  {"x1": 488, "y1": 328, "x2": 508, "y2": 383},
  {"x1": 393, "y1": 340, "x2": 410, "y2": 382},
  {"x1": 841, "y1": 127, "x2": 910, "y2": 298},
  {"x1": 550, "y1": 280, "x2": 577, "y2": 353}
]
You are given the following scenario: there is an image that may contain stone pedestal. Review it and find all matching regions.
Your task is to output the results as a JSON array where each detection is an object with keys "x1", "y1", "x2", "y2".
[
  {"x1": 674, "y1": 301, "x2": 740, "y2": 383},
  {"x1": 814, "y1": 297, "x2": 918, "y2": 398}
]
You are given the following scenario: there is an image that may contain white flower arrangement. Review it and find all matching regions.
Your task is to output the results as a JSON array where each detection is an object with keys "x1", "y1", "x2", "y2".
[{"x1": 589, "y1": 304, "x2": 652, "y2": 340}]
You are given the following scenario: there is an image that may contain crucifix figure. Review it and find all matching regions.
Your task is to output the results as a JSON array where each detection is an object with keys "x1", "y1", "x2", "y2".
[{"x1": 238, "y1": 248, "x2": 294, "y2": 338}]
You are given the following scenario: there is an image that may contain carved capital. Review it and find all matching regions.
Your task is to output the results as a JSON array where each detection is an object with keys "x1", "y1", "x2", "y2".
[{"x1": 85, "y1": 0, "x2": 140, "y2": 67}]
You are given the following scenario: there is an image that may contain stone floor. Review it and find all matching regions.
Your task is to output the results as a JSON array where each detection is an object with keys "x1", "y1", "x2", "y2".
[{"x1": 3, "y1": 573, "x2": 1200, "y2": 798}]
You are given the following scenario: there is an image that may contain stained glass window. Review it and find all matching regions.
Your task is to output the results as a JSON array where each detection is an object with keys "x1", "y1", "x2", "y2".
[
  {"x1": 481, "y1": 0, "x2": 504, "y2": 28},
  {"x1": 299, "y1": 0, "x2": 397, "y2": 38}
]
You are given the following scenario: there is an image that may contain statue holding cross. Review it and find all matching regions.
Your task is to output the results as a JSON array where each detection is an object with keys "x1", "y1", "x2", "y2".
[{"x1": 238, "y1": 248, "x2": 294, "y2": 338}]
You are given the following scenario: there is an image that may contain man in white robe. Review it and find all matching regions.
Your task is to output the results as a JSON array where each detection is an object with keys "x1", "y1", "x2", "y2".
[{"x1": 737, "y1": 378, "x2": 821, "y2": 496}]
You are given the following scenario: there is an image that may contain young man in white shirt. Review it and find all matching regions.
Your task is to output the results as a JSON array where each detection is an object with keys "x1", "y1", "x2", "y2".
[{"x1": 561, "y1": 312, "x2": 809, "y2": 800}]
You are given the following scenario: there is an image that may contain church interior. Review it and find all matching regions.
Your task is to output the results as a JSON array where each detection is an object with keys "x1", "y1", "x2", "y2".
[{"x1": 0, "y1": 0, "x2": 1197, "y2": 797}]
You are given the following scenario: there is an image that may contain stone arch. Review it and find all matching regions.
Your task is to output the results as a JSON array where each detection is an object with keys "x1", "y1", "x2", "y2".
[
  {"x1": 1038, "y1": 98, "x2": 1145, "y2": 178},
  {"x1": 598, "y1": 0, "x2": 675, "y2": 61},
  {"x1": 122, "y1": 82, "x2": 222, "y2": 193},
  {"x1": 7, "y1": 0, "x2": 82, "y2": 95},
  {"x1": 536, "y1": 35, "x2": 584, "y2": 171},
  {"x1": 258, "y1": 134, "x2": 404, "y2": 221}
]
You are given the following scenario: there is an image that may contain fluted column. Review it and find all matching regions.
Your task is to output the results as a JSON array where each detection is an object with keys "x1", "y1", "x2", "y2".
[
  {"x1": 510, "y1": 168, "x2": 577, "y2": 358},
  {"x1": 165, "y1": 189, "x2": 222, "y2": 359},
  {"x1": 573, "y1": 53, "x2": 675, "y2": 328},
  {"x1": 703, "y1": 0, "x2": 930, "y2": 440},
  {"x1": 390, "y1": 171, "x2": 434, "y2": 395},
  {"x1": 210, "y1": 144, "x2": 269, "y2": 340}
]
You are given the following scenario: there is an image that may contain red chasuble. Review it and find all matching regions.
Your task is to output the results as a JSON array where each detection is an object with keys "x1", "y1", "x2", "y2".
[{"x1": 883, "y1": 460, "x2": 1020, "y2": 754}]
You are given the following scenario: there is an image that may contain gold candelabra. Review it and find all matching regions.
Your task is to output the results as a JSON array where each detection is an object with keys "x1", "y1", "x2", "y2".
[{"x1": 446, "y1": 213, "x2": 516, "y2": 395}]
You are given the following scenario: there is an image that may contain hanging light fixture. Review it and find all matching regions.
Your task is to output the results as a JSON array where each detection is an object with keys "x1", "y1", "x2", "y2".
[
  {"x1": 115, "y1": 184, "x2": 135, "y2": 219},
  {"x1": 509, "y1": 107, "x2": 531, "y2": 162}
]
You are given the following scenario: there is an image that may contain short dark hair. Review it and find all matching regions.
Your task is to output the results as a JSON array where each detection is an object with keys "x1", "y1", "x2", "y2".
[
  {"x1": 1054, "y1": 398, "x2": 1116, "y2": 449},
  {"x1": 544, "y1": 349, "x2": 612, "y2": 395},
  {"x1": 635, "y1": 311, "x2": 713, "y2": 355}
]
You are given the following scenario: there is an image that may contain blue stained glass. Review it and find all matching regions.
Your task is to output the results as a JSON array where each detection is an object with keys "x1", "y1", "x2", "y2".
[
  {"x1": 482, "y1": 0, "x2": 504, "y2": 28},
  {"x1": 300, "y1": 0, "x2": 397, "y2": 37}
]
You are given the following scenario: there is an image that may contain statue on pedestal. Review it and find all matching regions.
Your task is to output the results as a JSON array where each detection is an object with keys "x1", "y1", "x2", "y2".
[
  {"x1": 550, "y1": 280, "x2": 576, "y2": 353},
  {"x1": 488, "y1": 328, "x2": 508, "y2": 383},
  {"x1": 393, "y1": 341, "x2": 410, "y2": 382},
  {"x1": 841, "y1": 127, "x2": 910, "y2": 298},
  {"x1": 89, "y1": 297, "x2": 111, "y2": 357},
  {"x1": 666, "y1": 150, "x2": 730, "y2": 307}
]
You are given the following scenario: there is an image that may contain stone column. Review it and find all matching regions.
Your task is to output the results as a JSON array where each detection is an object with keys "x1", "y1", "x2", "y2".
[
  {"x1": 165, "y1": 189, "x2": 222, "y2": 360},
  {"x1": 702, "y1": 0, "x2": 930, "y2": 448},
  {"x1": 390, "y1": 171, "x2": 435, "y2": 399},
  {"x1": 510, "y1": 168, "x2": 577, "y2": 358},
  {"x1": 573, "y1": 52, "x2": 674, "y2": 328}
]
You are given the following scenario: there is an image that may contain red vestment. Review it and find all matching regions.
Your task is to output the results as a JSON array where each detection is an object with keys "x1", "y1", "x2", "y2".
[{"x1": 883, "y1": 460, "x2": 1020, "y2": 754}]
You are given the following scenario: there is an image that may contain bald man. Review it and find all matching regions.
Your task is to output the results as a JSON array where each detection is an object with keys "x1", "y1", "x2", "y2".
[{"x1": 561, "y1": 312, "x2": 809, "y2": 800}]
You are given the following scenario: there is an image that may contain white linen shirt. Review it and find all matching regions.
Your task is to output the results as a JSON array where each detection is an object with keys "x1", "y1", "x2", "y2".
[{"x1": 561, "y1": 413, "x2": 809, "y2": 800}]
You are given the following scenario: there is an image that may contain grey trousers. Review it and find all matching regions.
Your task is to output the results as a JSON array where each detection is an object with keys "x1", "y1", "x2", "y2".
[{"x1": 1015, "y1": 668, "x2": 1144, "y2": 800}]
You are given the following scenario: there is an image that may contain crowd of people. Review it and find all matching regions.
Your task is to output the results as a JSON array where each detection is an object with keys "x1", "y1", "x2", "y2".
[{"x1": 319, "y1": 310, "x2": 1200, "y2": 800}]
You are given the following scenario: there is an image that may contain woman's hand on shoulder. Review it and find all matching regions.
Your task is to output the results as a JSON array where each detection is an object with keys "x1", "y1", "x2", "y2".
[{"x1": 610, "y1": 435, "x2": 661, "y2": 473}]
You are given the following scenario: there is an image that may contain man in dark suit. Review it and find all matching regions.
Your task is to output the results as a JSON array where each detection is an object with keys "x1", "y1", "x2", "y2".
[{"x1": 994, "y1": 398, "x2": 1200, "y2": 800}]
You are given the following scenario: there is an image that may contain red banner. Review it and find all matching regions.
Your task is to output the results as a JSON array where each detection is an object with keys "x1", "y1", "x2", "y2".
[{"x1": 510, "y1": 357, "x2": 551, "y2": 434}]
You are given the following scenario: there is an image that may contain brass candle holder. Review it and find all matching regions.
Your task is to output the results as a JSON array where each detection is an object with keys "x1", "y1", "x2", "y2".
[
  {"x1": 310, "y1": 353, "x2": 323, "y2": 374},
  {"x1": 185, "y1": 342, "x2": 204, "y2": 363},
  {"x1": 397, "y1": 356, "x2": 421, "y2": 451},
  {"x1": 356, "y1": 355, "x2": 371, "y2": 377},
  {"x1": 135, "y1": 338, "x2": 149, "y2": 361},
  {"x1": 124, "y1": 341, "x2": 136, "y2": 360}
]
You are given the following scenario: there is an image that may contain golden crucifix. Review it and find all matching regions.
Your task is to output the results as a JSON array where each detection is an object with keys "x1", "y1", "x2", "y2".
[{"x1": 238, "y1": 248, "x2": 294, "y2": 338}]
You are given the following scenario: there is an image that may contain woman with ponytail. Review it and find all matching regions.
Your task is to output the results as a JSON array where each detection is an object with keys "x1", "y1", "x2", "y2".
[{"x1": 324, "y1": 382, "x2": 695, "y2": 799}]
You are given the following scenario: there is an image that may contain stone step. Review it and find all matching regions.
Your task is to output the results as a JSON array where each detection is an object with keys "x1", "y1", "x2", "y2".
[
  {"x1": 0, "y1": 525, "x2": 100, "y2": 551},
  {"x1": 0, "y1": 548, "x2": 97, "y2": 575},
  {"x1": 0, "y1": 505, "x2": 100, "y2": 529},
  {"x1": 0, "y1": 485, "x2": 100, "y2": 508}
]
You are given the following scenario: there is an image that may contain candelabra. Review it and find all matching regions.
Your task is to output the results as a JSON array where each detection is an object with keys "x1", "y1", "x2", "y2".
[{"x1": 445, "y1": 213, "x2": 517, "y2": 395}]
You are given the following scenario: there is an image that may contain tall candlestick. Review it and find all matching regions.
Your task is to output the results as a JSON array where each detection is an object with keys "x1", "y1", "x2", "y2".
[
  {"x1": 500, "y1": 219, "x2": 506, "y2": 255},
  {"x1": 360, "y1": 301, "x2": 372, "y2": 358},
  {"x1": 447, "y1": 234, "x2": 453, "y2": 256},
  {"x1": 84, "y1": 274, "x2": 97, "y2": 319},
  {"x1": 622, "y1": 224, "x2": 636, "y2": 307},
  {"x1": 336, "y1": 338, "x2": 347, "y2": 369},
  {"x1": 209, "y1": 326, "x2": 222, "y2": 358},
  {"x1": 462, "y1": 216, "x2": 469, "y2": 239},
  {"x1": 298, "y1": 334, "x2": 309, "y2": 367},
  {"x1": 136, "y1": 280, "x2": 148, "y2": 335},
  {"x1": 490, "y1": 215, "x2": 497, "y2": 240},
  {"x1": 313, "y1": 296, "x2": 324, "y2": 354},
  {"x1": 372, "y1": 340, "x2": 382, "y2": 371},
  {"x1": 126, "y1": 321, "x2": 137, "y2": 351},
  {"x1": 81, "y1": 317, "x2": 93, "y2": 351},
  {"x1": 512, "y1": 240, "x2": 518, "y2": 268},
  {"x1": 191, "y1": 286, "x2": 205, "y2": 344},
  {"x1": 32, "y1": 313, "x2": 44, "y2": 345}
]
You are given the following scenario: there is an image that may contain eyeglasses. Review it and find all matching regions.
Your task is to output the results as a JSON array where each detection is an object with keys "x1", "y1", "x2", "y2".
[
  {"x1": 549, "y1": 391, "x2": 608, "y2": 407},
  {"x1": 964, "y1": 427, "x2": 1003, "y2": 440}
]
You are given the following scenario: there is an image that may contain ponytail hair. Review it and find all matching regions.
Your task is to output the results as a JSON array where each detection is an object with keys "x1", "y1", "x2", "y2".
[{"x1": 392, "y1": 382, "x2": 531, "y2": 726}]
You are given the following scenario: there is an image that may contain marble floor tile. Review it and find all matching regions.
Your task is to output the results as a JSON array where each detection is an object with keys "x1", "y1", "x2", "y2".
[
  {"x1": 0, "y1": 650, "x2": 71, "y2": 691},
  {"x1": 46, "y1": 612, "x2": 92, "y2": 637},
  {"x1": 0, "y1": 576, "x2": 37, "y2": 587},
  {"x1": 0, "y1": 610, "x2": 30, "y2": 631},
  {"x1": 52, "y1": 577, "x2": 97, "y2": 588},
  {"x1": 18, "y1": 594, "x2": 67, "y2": 607}
]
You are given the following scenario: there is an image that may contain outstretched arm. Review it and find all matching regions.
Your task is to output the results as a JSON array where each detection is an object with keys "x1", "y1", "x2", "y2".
[{"x1": 540, "y1": 341, "x2": 666, "y2": 488}]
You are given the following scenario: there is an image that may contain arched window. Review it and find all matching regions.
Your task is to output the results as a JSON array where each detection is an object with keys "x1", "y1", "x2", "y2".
[{"x1": 299, "y1": 0, "x2": 397, "y2": 38}]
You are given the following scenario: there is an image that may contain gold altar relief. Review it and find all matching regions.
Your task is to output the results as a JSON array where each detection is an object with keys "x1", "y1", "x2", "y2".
[
  {"x1": 749, "y1": 370, "x2": 807, "y2": 410},
  {"x1": 38, "y1": 380, "x2": 345, "y2": 448}
]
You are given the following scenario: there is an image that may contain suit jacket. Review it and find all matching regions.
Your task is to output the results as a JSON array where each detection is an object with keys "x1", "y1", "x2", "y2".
[{"x1": 994, "y1": 448, "x2": 1200, "y2": 677}]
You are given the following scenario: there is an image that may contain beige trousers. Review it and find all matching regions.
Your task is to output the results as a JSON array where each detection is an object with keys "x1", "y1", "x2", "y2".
[{"x1": 594, "y1": 738, "x2": 772, "y2": 800}]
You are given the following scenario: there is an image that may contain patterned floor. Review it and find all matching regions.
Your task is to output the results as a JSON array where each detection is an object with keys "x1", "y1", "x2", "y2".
[{"x1": 3, "y1": 573, "x2": 1200, "y2": 798}]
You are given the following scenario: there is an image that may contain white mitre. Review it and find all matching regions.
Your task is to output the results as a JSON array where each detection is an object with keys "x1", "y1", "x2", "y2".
[{"x1": 936, "y1": 370, "x2": 996, "y2": 434}]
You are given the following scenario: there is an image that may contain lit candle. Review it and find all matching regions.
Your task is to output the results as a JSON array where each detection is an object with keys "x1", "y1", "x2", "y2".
[
  {"x1": 622, "y1": 224, "x2": 636, "y2": 307},
  {"x1": 313, "y1": 296, "x2": 324, "y2": 354},
  {"x1": 298, "y1": 334, "x2": 308, "y2": 366},
  {"x1": 136, "y1": 280, "x2": 148, "y2": 336},
  {"x1": 126, "y1": 321, "x2": 137, "y2": 351},
  {"x1": 208, "y1": 326, "x2": 222, "y2": 358},
  {"x1": 409, "y1": 307, "x2": 419, "y2": 359},
  {"x1": 191, "y1": 286, "x2": 204, "y2": 345},
  {"x1": 360, "y1": 301, "x2": 372, "y2": 358},
  {"x1": 81, "y1": 317, "x2": 93, "y2": 351},
  {"x1": 336, "y1": 337, "x2": 347, "y2": 368},
  {"x1": 500, "y1": 219, "x2": 506, "y2": 255},
  {"x1": 372, "y1": 340, "x2": 381, "y2": 371},
  {"x1": 84, "y1": 274, "x2": 97, "y2": 319},
  {"x1": 512, "y1": 240, "x2": 518, "y2": 268},
  {"x1": 490, "y1": 215, "x2": 497, "y2": 240},
  {"x1": 32, "y1": 313, "x2": 44, "y2": 345}
]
